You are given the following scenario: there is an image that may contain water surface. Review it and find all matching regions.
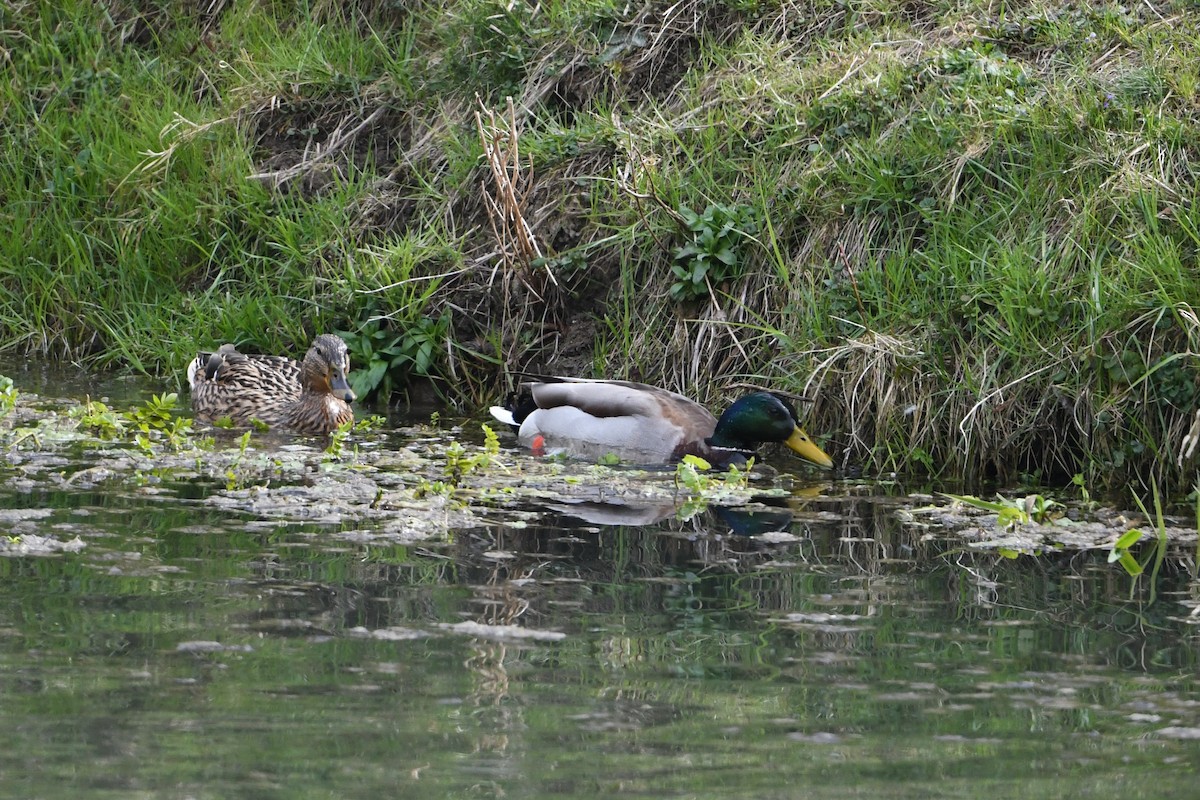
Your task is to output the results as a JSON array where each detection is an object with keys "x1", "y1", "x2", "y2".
[{"x1": 0, "y1": 368, "x2": 1197, "y2": 799}]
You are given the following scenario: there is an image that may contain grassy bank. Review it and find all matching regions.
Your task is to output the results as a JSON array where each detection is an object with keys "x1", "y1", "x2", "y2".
[{"x1": 4, "y1": 0, "x2": 1200, "y2": 494}]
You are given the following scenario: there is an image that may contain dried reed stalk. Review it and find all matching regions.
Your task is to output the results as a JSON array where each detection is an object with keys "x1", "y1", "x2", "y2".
[{"x1": 474, "y1": 96, "x2": 555, "y2": 291}]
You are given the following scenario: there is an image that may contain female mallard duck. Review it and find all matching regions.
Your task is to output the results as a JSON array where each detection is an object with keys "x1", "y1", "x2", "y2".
[
  {"x1": 187, "y1": 334, "x2": 355, "y2": 434},
  {"x1": 489, "y1": 377, "x2": 833, "y2": 469}
]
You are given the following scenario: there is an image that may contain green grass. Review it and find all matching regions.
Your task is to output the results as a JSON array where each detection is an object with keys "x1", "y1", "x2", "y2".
[{"x1": 5, "y1": 0, "x2": 1200, "y2": 494}]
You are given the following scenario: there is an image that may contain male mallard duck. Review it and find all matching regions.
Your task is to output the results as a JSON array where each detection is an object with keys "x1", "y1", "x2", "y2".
[
  {"x1": 489, "y1": 377, "x2": 833, "y2": 469},
  {"x1": 187, "y1": 334, "x2": 355, "y2": 434}
]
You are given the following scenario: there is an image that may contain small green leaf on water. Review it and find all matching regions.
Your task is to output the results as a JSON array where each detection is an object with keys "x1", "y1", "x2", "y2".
[
  {"x1": 682, "y1": 454, "x2": 712, "y2": 471},
  {"x1": 997, "y1": 506, "x2": 1030, "y2": 529},
  {"x1": 1117, "y1": 551, "x2": 1144, "y2": 576},
  {"x1": 998, "y1": 547, "x2": 1020, "y2": 559},
  {"x1": 1114, "y1": 529, "x2": 1143, "y2": 550}
]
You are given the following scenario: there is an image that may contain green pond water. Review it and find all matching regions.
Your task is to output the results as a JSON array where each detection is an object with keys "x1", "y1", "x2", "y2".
[{"x1": 1, "y1": 368, "x2": 1198, "y2": 799}]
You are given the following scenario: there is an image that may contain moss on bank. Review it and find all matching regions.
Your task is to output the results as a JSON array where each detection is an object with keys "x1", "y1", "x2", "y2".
[{"x1": 5, "y1": 0, "x2": 1200, "y2": 494}]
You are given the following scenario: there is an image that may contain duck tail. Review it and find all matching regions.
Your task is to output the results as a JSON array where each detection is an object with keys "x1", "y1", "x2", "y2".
[
  {"x1": 489, "y1": 406, "x2": 517, "y2": 427},
  {"x1": 489, "y1": 384, "x2": 540, "y2": 429}
]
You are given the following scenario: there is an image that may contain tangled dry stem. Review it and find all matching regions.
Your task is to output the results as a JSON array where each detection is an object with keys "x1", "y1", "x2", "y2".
[
  {"x1": 475, "y1": 95, "x2": 552, "y2": 290},
  {"x1": 472, "y1": 96, "x2": 586, "y2": 380}
]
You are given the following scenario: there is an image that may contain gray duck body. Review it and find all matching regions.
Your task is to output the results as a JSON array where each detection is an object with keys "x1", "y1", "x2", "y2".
[
  {"x1": 517, "y1": 378, "x2": 716, "y2": 463},
  {"x1": 490, "y1": 377, "x2": 833, "y2": 468}
]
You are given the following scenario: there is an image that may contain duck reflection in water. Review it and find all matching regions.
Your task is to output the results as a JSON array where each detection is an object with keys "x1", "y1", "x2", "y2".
[{"x1": 543, "y1": 497, "x2": 796, "y2": 537}]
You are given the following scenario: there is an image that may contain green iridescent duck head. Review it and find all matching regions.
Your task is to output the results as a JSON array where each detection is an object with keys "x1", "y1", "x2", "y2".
[{"x1": 708, "y1": 392, "x2": 833, "y2": 467}]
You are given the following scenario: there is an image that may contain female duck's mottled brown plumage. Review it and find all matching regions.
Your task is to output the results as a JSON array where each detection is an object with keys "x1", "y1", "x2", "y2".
[
  {"x1": 187, "y1": 334, "x2": 355, "y2": 434},
  {"x1": 489, "y1": 377, "x2": 833, "y2": 469}
]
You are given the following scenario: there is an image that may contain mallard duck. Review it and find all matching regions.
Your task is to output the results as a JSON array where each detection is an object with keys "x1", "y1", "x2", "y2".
[
  {"x1": 187, "y1": 334, "x2": 355, "y2": 434},
  {"x1": 489, "y1": 377, "x2": 833, "y2": 469}
]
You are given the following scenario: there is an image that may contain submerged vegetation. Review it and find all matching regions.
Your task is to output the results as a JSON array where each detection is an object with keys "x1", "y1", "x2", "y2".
[{"x1": 5, "y1": 0, "x2": 1200, "y2": 494}]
